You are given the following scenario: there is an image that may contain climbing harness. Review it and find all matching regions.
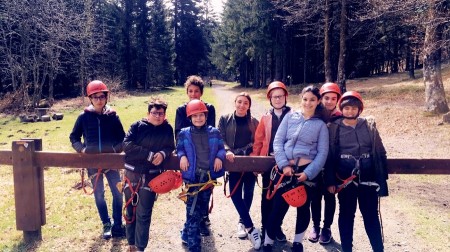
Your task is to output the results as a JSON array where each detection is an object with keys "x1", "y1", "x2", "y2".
[
  {"x1": 223, "y1": 172, "x2": 244, "y2": 198},
  {"x1": 177, "y1": 171, "x2": 222, "y2": 214},
  {"x1": 122, "y1": 175, "x2": 142, "y2": 224},
  {"x1": 80, "y1": 168, "x2": 110, "y2": 195},
  {"x1": 336, "y1": 153, "x2": 380, "y2": 193}
]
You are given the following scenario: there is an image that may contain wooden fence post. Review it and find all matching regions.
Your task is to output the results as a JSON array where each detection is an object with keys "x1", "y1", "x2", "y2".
[{"x1": 12, "y1": 139, "x2": 45, "y2": 243}]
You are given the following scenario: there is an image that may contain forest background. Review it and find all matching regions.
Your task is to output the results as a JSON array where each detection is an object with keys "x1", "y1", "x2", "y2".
[{"x1": 0, "y1": 0, "x2": 449, "y2": 115}]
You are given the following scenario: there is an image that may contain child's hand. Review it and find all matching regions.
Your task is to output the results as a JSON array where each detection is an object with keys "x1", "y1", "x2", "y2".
[
  {"x1": 151, "y1": 152, "x2": 163, "y2": 166},
  {"x1": 226, "y1": 151, "x2": 235, "y2": 162},
  {"x1": 213, "y1": 158, "x2": 223, "y2": 172},
  {"x1": 180, "y1": 156, "x2": 189, "y2": 171},
  {"x1": 327, "y1": 185, "x2": 336, "y2": 194}
]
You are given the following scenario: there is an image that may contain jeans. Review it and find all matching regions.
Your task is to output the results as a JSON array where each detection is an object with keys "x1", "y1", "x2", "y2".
[
  {"x1": 228, "y1": 172, "x2": 256, "y2": 228},
  {"x1": 88, "y1": 168, "x2": 123, "y2": 226},
  {"x1": 338, "y1": 183, "x2": 383, "y2": 252},
  {"x1": 124, "y1": 171, "x2": 157, "y2": 250},
  {"x1": 182, "y1": 172, "x2": 212, "y2": 252},
  {"x1": 310, "y1": 173, "x2": 336, "y2": 229}
]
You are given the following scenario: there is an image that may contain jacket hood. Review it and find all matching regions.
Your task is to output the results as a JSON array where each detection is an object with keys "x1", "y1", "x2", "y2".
[{"x1": 84, "y1": 104, "x2": 116, "y2": 115}]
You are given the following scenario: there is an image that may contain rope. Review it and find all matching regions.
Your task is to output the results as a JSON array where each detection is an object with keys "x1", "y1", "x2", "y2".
[
  {"x1": 122, "y1": 175, "x2": 142, "y2": 224},
  {"x1": 81, "y1": 168, "x2": 102, "y2": 195},
  {"x1": 223, "y1": 172, "x2": 244, "y2": 198}
]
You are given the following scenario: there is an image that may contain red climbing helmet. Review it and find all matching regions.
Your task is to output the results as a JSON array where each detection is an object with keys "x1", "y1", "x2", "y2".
[
  {"x1": 320, "y1": 82, "x2": 342, "y2": 99},
  {"x1": 338, "y1": 91, "x2": 364, "y2": 113},
  {"x1": 267, "y1": 81, "x2": 288, "y2": 99},
  {"x1": 148, "y1": 171, "x2": 183, "y2": 194},
  {"x1": 282, "y1": 185, "x2": 307, "y2": 207},
  {"x1": 86, "y1": 80, "x2": 109, "y2": 96},
  {"x1": 186, "y1": 99, "x2": 208, "y2": 117}
]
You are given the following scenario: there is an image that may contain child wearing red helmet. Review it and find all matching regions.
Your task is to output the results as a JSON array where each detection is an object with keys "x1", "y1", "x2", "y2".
[
  {"x1": 177, "y1": 99, "x2": 225, "y2": 252},
  {"x1": 69, "y1": 80, "x2": 126, "y2": 239},
  {"x1": 324, "y1": 91, "x2": 388, "y2": 252}
]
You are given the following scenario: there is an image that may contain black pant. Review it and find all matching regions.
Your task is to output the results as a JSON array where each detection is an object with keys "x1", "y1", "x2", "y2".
[
  {"x1": 261, "y1": 171, "x2": 284, "y2": 234},
  {"x1": 266, "y1": 177, "x2": 314, "y2": 239},
  {"x1": 310, "y1": 173, "x2": 336, "y2": 229},
  {"x1": 338, "y1": 183, "x2": 383, "y2": 252}
]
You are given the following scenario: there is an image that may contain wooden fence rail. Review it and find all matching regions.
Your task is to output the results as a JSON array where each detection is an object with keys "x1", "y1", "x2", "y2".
[{"x1": 0, "y1": 138, "x2": 449, "y2": 243}]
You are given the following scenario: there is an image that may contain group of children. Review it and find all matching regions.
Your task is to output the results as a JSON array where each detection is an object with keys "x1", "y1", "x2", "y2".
[{"x1": 69, "y1": 76, "x2": 388, "y2": 252}]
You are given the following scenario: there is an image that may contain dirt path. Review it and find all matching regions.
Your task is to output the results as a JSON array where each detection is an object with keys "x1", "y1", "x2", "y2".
[{"x1": 142, "y1": 83, "x2": 448, "y2": 252}]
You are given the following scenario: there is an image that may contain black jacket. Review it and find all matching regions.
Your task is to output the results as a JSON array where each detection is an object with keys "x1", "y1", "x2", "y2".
[
  {"x1": 123, "y1": 119, "x2": 175, "y2": 173},
  {"x1": 69, "y1": 105, "x2": 125, "y2": 154}
]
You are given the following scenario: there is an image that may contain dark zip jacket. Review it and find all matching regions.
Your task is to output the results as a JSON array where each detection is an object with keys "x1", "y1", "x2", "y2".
[
  {"x1": 69, "y1": 105, "x2": 125, "y2": 154},
  {"x1": 123, "y1": 119, "x2": 175, "y2": 173}
]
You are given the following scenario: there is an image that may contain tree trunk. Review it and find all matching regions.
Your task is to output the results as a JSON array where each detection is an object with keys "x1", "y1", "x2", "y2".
[
  {"x1": 337, "y1": 0, "x2": 347, "y2": 92},
  {"x1": 406, "y1": 42, "x2": 415, "y2": 79},
  {"x1": 422, "y1": 2, "x2": 449, "y2": 114},
  {"x1": 324, "y1": 0, "x2": 333, "y2": 82}
]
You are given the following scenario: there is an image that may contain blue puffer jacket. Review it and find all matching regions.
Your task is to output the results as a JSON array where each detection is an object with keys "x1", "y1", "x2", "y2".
[
  {"x1": 176, "y1": 125, "x2": 226, "y2": 183},
  {"x1": 274, "y1": 111, "x2": 329, "y2": 180}
]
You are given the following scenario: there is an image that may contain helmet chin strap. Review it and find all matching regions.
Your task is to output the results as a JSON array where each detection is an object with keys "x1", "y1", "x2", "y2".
[{"x1": 342, "y1": 109, "x2": 360, "y2": 120}]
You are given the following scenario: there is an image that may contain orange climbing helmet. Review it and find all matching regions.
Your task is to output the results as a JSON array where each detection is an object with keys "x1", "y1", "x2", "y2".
[
  {"x1": 148, "y1": 171, "x2": 183, "y2": 194},
  {"x1": 186, "y1": 99, "x2": 208, "y2": 117},
  {"x1": 320, "y1": 82, "x2": 341, "y2": 99},
  {"x1": 338, "y1": 91, "x2": 364, "y2": 113},
  {"x1": 282, "y1": 185, "x2": 307, "y2": 207},
  {"x1": 267, "y1": 81, "x2": 288, "y2": 99},
  {"x1": 86, "y1": 80, "x2": 109, "y2": 96}
]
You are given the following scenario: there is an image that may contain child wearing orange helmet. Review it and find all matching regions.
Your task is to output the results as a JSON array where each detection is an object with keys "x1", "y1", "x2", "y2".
[
  {"x1": 69, "y1": 80, "x2": 126, "y2": 239},
  {"x1": 251, "y1": 81, "x2": 292, "y2": 243},
  {"x1": 177, "y1": 99, "x2": 225, "y2": 252},
  {"x1": 324, "y1": 91, "x2": 388, "y2": 252}
]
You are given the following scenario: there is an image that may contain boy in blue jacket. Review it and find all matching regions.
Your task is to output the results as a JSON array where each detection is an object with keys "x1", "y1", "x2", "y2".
[{"x1": 177, "y1": 99, "x2": 225, "y2": 252}]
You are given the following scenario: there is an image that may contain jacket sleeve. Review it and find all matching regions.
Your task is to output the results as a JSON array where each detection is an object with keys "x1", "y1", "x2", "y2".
[
  {"x1": 160, "y1": 124, "x2": 176, "y2": 159},
  {"x1": 207, "y1": 104, "x2": 216, "y2": 127},
  {"x1": 251, "y1": 116, "x2": 266, "y2": 156},
  {"x1": 174, "y1": 105, "x2": 186, "y2": 139},
  {"x1": 324, "y1": 123, "x2": 338, "y2": 186},
  {"x1": 215, "y1": 129, "x2": 226, "y2": 161},
  {"x1": 273, "y1": 114, "x2": 290, "y2": 169},
  {"x1": 69, "y1": 114, "x2": 85, "y2": 153},
  {"x1": 218, "y1": 115, "x2": 231, "y2": 151},
  {"x1": 176, "y1": 130, "x2": 188, "y2": 159},
  {"x1": 112, "y1": 115, "x2": 126, "y2": 153},
  {"x1": 123, "y1": 122, "x2": 151, "y2": 163}
]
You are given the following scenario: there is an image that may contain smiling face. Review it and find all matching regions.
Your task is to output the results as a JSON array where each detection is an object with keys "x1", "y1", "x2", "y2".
[
  {"x1": 342, "y1": 105, "x2": 360, "y2": 119},
  {"x1": 191, "y1": 112, "x2": 207, "y2": 127},
  {"x1": 322, "y1": 92, "x2": 339, "y2": 111},
  {"x1": 187, "y1": 85, "x2": 202, "y2": 101},
  {"x1": 301, "y1": 91, "x2": 320, "y2": 117},
  {"x1": 234, "y1": 95, "x2": 251, "y2": 117}
]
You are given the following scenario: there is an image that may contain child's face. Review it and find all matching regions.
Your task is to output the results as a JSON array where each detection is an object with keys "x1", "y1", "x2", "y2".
[
  {"x1": 301, "y1": 91, "x2": 320, "y2": 115},
  {"x1": 191, "y1": 113, "x2": 206, "y2": 127},
  {"x1": 342, "y1": 105, "x2": 359, "y2": 118},
  {"x1": 89, "y1": 92, "x2": 107, "y2": 112},
  {"x1": 269, "y1": 89, "x2": 286, "y2": 109},
  {"x1": 234, "y1": 96, "x2": 250, "y2": 117},
  {"x1": 322, "y1": 92, "x2": 338, "y2": 111},
  {"x1": 147, "y1": 107, "x2": 166, "y2": 126},
  {"x1": 187, "y1": 85, "x2": 202, "y2": 101}
]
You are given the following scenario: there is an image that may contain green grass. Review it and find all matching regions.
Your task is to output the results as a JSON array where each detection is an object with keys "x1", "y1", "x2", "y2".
[{"x1": 0, "y1": 86, "x2": 217, "y2": 251}]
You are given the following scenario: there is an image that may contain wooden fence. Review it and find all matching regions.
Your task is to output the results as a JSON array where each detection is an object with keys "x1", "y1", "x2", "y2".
[{"x1": 0, "y1": 138, "x2": 449, "y2": 243}]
